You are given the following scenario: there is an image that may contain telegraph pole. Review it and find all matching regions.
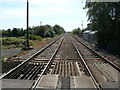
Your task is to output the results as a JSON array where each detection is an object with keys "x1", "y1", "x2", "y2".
[
  {"x1": 81, "y1": 20, "x2": 83, "y2": 30},
  {"x1": 26, "y1": 0, "x2": 29, "y2": 48},
  {"x1": 40, "y1": 22, "x2": 42, "y2": 26}
]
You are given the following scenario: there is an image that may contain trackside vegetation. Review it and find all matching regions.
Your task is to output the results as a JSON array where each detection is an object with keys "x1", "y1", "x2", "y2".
[
  {"x1": 84, "y1": 2, "x2": 120, "y2": 55},
  {"x1": 72, "y1": 28, "x2": 81, "y2": 35},
  {"x1": 1, "y1": 24, "x2": 66, "y2": 49}
]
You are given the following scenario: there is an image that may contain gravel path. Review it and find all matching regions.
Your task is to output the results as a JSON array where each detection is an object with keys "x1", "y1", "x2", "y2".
[{"x1": 2, "y1": 48, "x2": 21, "y2": 58}]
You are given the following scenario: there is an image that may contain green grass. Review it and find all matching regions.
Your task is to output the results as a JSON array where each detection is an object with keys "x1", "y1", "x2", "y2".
[
  {"x1": 42, "y1": 37, "x2": 52, "y2": 41},
  {"x1": 0, "y1": 37, "x2": 18, "y2": 39},
  {"x1": 1, "y1": 37, "x2": 26, "y2": 49},
  {"x1": 1, "y1": 36, "x2": 53, "y2": 49}
]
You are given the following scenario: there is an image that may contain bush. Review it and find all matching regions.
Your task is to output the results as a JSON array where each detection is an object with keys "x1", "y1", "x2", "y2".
[
  {"x1": 2, "y1": 35, "x2": 42, "y2": 49},
  {"x1": 72, "y1": 28, "x2": 81, "y2": 35},
  {"x1": 2, "y1": 37, "x2": 25, "y2": 48},
  {"x1": 25, "y1": 34, "x2": 42, "y2": 41}
]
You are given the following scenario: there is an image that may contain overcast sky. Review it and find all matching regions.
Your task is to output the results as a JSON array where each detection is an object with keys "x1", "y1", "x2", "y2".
[{"x1": 0, "y1": 0, "x2": 88, "y2": 32}]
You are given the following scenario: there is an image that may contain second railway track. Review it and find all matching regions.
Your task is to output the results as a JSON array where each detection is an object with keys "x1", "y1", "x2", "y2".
[
  {"x1": 1, "y1": 33, "x2": 119, "y2": 90},
  {"x1": 71, "y1": 35, "x2": 120, "y2": 89}
]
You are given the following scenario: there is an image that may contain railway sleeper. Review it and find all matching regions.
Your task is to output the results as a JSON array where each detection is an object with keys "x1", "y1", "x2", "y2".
[
  {"x1": 12, "y1": 64, "x2": 34, "y2": 79},
  {"x1": 100, "y1": 63, "x2": 118, "y2": 81},
  {"x1": 32, "y1": 63, "x2": 45, "y2": 80},
  {"x1": 88, "y1": 63, "x2": 107, "y2": 83},
  {"x1": 24, "y1": 64, "x2": 38, "y2": 79},
  {"x1": 4, "y1": 63, "x2": 31, "y2": 79},
  {"x1": 95, "y1": 63, "x2": 112, "y2": 82},
  {"x1": 28, "y1": 63, "x2": 42, "y2": 80},
  {"x1": 19, "y1": 64, "x2": 35, "y2": 79},
  {"x1": 95, "y1": 63, "x2": 118, "y2": 82},
  {"x1": 49, "y1": 60, "x2": 88, "y2": 77}
]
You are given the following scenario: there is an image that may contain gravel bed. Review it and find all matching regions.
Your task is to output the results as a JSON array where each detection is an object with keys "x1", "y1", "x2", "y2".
[
  {"x1": 54, "y1": 34, "x2": 79, "y2": 60},
  {"x1": 18, "y1": 36, "x2": 61, "y2": 60},
  {"x1": 34, "y1": 38, "x2": 63, "y2": 60}
]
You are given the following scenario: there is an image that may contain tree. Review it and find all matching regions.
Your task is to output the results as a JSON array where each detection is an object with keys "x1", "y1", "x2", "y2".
[
  {"x1": 12, "y1": 28, "x2": 18, "y2": 37},
  {"x1": 72, "y1": 28, "x2": 81, "y2": 35},
  {"x1": 53, "y1": 24, "x2": 65, "y2": 35},
  {"x1": 34, "y1": 26, "x2": 46, "y2": 38},
  {"x1": 44, "y1": 25, "x2": 55, "y2": 37},
  {"x1": 1, "y1": 24, "x2": 65, "y2": 38},
  {"x1": 7, "y1": 29, "x2": 11, "y2": 37},
  {"x1": 84, "y1": 1, "x2": 120, "y2": 55}
]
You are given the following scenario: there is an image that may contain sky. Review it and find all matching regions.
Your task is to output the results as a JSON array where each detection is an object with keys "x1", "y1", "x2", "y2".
[{"x1": 0, "y1": 0, "x2": 88, "y2": 32}]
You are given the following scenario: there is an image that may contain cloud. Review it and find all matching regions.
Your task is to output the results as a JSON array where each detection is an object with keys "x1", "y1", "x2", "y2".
[
  {"x1": 30, "y1": 0, "x2": 68, "y2": 6},
  {"x1": 4, "y1": 9, "x2": 25, "y2": 15},
  {"x1": 0, "y1": 0, "x2": 88, "y2": 31},
  {"x1": 1, "y1": 0, "x2": 83, "y2": 18},
  {"x1": 29, "y1": 6, "x2": 78, "y2": 18},
  {"x1": 0, "y1": 0, "x2": 24, "y2": 3},
  {"x1": 29, "y1": 0, "x2": 82, "y2": 18},
  {"x1": 0, "y1": 8, "x2": 26, "y2": 21}
]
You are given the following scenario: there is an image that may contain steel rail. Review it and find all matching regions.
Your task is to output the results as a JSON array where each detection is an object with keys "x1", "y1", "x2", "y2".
[
  {"x1": 31, "y1": 37, "x2": 64, "y2": 90},
  {"x1": 72, "y1": 35, "x2": 120, "y2": 72},
  {"x1": 0, "y1": 35, "x2": 63, "y2": 79},
  {"x1": 70, "y1": 36, "x2": 100, "y2": 89}
]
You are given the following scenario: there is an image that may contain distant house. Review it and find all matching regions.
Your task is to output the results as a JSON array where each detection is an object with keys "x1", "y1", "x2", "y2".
[
  {"x1": 82, "y1": 30, "x2": 91, "y2": 41},
  {"x1": 87, "y1": 23, "x2": 93, "y2": 30},
  {"x1": 82, "y1": 30, "x2": 97, "y2": 45}
]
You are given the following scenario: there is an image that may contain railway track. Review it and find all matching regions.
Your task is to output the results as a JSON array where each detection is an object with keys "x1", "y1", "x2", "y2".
[
  {"x1": 1, "y1": 36, "x2": 64, "y2": 79},
  {"x1": 71, "y1": 35, "x2": 120, "y2": 89},
  {"x1": 32, "y1": 34, "x2": 98, "y2": 89},
  {"x1": 72, "y1": 35, "x2": 120, "y2": 71},
  {"x1": 1, "y1": 34, "x2": 119, "y2": 89}
]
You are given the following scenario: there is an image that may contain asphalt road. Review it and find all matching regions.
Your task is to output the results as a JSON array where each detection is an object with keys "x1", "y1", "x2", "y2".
[{"x1": 1, "y1": 48, "x2": 21, "y2": 58}]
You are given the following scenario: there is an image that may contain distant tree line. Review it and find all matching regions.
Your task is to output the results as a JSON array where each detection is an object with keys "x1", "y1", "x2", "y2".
[
  {"x1": 1, "y1": 24, "x2": 66, "y2": 38},
  {"x1": 72, "y1": 28, "x2": 81, "y2": 35},
  {"x1": 84, "y1": 1, "x2": 120, "y2": 55}
]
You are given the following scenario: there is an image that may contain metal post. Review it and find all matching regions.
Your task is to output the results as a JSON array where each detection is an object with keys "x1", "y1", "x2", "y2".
[
  {"x1": 40, "y1": 22, "x2": 42, "y2": 26},
  {"x1": 0, "y1": 31, "x2": 2, "y2": 77},
  {"x1": 26, "y1": 0, "x2": 29, "y2": 48},
  {"x1": 81, "y1": 20, "x2": 83, "y2": 30}
]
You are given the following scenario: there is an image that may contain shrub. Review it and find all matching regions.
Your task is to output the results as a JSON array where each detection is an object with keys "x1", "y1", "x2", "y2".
[{"x1": 24, "y1": 34, "x2": 42, "y2": 41}]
